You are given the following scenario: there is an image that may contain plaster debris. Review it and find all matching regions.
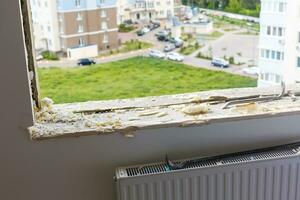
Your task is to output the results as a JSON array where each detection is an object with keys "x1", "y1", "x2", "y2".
[
  {"x1": 157, "y1": 112, "x2": 168, "y2": 117},
  {"x1": 35, "y1": 97, "x2": 81, "y2": 123},
  {"x1": 128, "y1": 117, "x2": 140, "y2": 121},
  {"x1": 234, "y1": 102, "x2": 258, "y2": 114},
  {"x1": 138, "y1": 110, "x2": 160, "y2": 116},
  {"x1": 191, "y1": 96, "x2": 202, "y2": 103},
  {"x1": 29, "y1": 85, "x2": 300, "y2": 140},
  {"x1": 182, "y1": 104, "x2": 209, "y2": 115}
]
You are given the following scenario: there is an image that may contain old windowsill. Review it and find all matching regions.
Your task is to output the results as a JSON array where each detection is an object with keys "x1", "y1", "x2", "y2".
[{"x1": 29, "y1": 84, "x2": 300, "y2": 141}]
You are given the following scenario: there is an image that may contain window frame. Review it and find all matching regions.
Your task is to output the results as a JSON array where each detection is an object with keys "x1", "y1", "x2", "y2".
[{"x1": 20, "y1": 0, "x2": 300, "y2": 140}]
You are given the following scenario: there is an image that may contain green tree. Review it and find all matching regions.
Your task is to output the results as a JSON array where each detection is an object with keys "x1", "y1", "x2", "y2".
[{"x1": 226, "y1": 0, "x2": 242, "y2": 13}]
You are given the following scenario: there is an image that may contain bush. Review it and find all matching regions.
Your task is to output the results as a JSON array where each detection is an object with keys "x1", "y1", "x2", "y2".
[
  {"x1": 229, "y1": 57, "x2": 235, "y2": 64},
  {"x1": 197, "y1": 52, "x2": 212, "y2": 60},
  {"x1": 41, "y1": 51, "x2": 59, "y2": 61},
  {"x1": 118, "y1": 24, "x2": 135, "y2": 33}
]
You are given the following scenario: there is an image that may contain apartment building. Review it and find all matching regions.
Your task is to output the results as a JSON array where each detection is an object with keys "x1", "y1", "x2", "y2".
[
  {"x1": 117, "y1": 0, "x2": 176, "y2": 23},
  {"x1": 30, "y1": 0, "x2": 61, "y2": 52},
  {"x1": 258, "y1": 0, "x2": 300, "y2": 86},
  {"x1": 57, "y1": 0, "x2": 119, "y2": 52}
]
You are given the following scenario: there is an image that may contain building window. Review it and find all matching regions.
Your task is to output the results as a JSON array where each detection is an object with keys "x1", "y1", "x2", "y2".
[
  {"x1": 103, "y1": 34, "x2": 108, "y2": 43},
  {"x1": 261, "y1": 49, "x2": 284, "y2": 61},
  {"x1": 77, "y1": 13, "x2": 82, "y2": 20},
  {"x1": 279, "y1": 2, "x2": 286, "y2": 12},
  {"x1": 78, "y1": 24, "x2": 84, "y2": 33},
  {"x1": 79, "y1": 38, "x2": 84, "y2": 46},
  {"x1": 297, "y1": 57, "x2": 300, "y2": 68},
  {"x1": 267, "y1": 26, "x2": 271, "y2": 35},
  {"x1": 75, "y1": 0, "x2": 81, "y2": 7},
  {"x1": 278, "y1": 27, "x2": 283, "y2": 37},
  {"x1": 272, "y1": 27, "x2": 277, "y2": 36},
  {"x1": 101, "y1": 10, "x2": 107, "y2": 18},
  {"x1": 271, "y1": 50, "x2": 276, "y2": 59},
  {"x1": 59, "y1": 14, "x2": 63, "y2": 22},
  {"x1": 266, "y1": 50, "x2": 270, "y2": 58},
  {"x1": 275, "y1": 74, "x2": 281, "y2": 83},
  {"x1": 101, "y1": 21, "x2": 108, "y2": 30}
]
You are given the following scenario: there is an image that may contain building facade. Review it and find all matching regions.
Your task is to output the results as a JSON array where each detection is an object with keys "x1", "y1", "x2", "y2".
[
  {"x1": 117, "y1": 0, "x2": 176, "y2": 23},
  {"x1": 30, "y1": 0, "x2": 61, "y2": 52},
  {"x1": 57, "y1": 0, "x2": 119, "y2": 52},
  {"x1": 258, "y1": 0, "x2": 300, "y2": 86}
]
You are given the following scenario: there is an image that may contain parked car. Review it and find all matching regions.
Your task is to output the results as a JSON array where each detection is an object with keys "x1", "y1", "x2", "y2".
[
  {"x1": 164, "y1": 44, "x2": 176, "y2": 52},
  {"x1": 149, "y1": 50, "x2": 165, "y2": 59},
  {"x1": 166, "y1": 52, "x2": 184, "y2": 62},
  {"x1": 141, "y1": 27, "x2": 150, "y2": 34},
  {"x1": 137, "y1": 30, "x2": 145, "y2": 36},
  {"x1": 155, "y1": 30, "x2": 169, "y2": 37},
  {"x1": 174, "y1": 40, "x2": 184, "y2": 48},
  {"x1": 211, "y1": 58, "x2": 230, "y2": 68},
  {"x1": 168, "y1": 37, "x2": 184, "y2": 48},
  {"x1": 77, "y1": 58, "x2": 96, "y2": 66},
  {"x1": 157, "y1": 35, "x2": 169, "y2": 42},
  {"x1": 242, "y1": 67, "x2": 260, "y2": 75}
]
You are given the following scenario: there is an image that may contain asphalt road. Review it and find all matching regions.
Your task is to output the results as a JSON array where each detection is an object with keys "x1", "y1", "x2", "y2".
[{"x1": 37, "y1": 28, "x2": 256, "y2": 78}]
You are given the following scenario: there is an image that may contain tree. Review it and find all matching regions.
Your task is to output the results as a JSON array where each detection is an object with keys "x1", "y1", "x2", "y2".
[{"x1": 226, "y1": 0, "x2": 242, "y2": 13}]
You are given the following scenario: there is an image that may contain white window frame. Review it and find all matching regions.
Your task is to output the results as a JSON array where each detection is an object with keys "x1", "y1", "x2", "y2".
[{"x1": 14, "y1": 0, "x2": 300, "y2": 141}]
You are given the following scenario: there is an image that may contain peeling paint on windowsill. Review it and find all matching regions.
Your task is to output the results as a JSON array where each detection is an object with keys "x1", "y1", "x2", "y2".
[{"x1": 29, "y1": 84, "x2": 300, "y2": 141}]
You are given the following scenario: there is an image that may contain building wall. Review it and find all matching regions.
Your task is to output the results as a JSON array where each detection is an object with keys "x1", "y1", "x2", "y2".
[
  {"x1": 3, "y1": 2, "x2": 300, "y2": 200},
  {"x1": 119, "y1": 0, "x2": 176, "y2": 23},
  {"x1": 30, "y1": 0, "x2": 61, "y2": 52},
  {"x1": 58, "y1": 1, "x2": 119, "y2": 51},
  {"x1": 258, "y1": 0, "x2": 300, "y2": 86}
]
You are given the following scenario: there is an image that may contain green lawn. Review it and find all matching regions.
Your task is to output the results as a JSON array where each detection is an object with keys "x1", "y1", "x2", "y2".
[
  {"x1": 180, "y1": 44, "x2": 202, "y2": 55},
  {"x1": 99, "y1": 40, "x2": 153, "y2": 57},
  {"x1": 38, "y1": 57, "x2": 257, "y2": 104}
]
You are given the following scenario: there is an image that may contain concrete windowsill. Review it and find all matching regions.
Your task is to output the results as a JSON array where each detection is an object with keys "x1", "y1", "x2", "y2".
[{"x1": 29, "y1": 84, "x2": 300, "y2": 141}]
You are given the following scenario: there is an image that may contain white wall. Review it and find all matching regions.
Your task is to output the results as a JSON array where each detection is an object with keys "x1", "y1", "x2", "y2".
[{"x1": 2, "y1": 1, "x2": 300, "y2": 200}]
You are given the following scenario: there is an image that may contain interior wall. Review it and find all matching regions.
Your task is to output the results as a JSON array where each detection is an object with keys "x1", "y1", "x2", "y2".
[{"x1": 1, "y1": 1, "x2": 300, "y2": 200}]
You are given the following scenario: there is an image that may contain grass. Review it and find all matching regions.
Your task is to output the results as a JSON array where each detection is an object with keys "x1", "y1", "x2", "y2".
[
  {"x1": 209, "y1": 31, "x2": 224, "y2": 38},
  {"x1": 179, "y1": 44, "x2": 202, "y2": 55},
  {"x1": 42, "y1": 51, "x2": 59, "y2": 61},
  {"x1": 211, "y1": 15, "x2": 260, "y2": 32},
  {"x1": 198, "y1": 31, "x2": 224, "y2": 41},
  {"x1": 235, "y1": 31, "x2": 259, "y2": 36},
  {"x1": 118, "y1": 24, "x2": 136, "y2": 33},
  {"x1": 38, "y1": 57, "x2": 257, "y2": 104},
  {"x1": 99, "y1": 40, "x2": 153, "y2": 57}
]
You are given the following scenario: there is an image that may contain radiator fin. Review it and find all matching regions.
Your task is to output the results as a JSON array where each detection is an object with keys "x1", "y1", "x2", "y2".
[
  {"x1": 117, "y1": 146, "x2": 300, "y2": 200},
  {"x1": 124, "y1": 149, "x2": 297, "y2": 177}
]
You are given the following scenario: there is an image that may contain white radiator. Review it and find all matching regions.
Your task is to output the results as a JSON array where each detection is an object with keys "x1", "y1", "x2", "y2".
[{"x1": 115, "y1": 144, "x2": 300, "y2": 200}]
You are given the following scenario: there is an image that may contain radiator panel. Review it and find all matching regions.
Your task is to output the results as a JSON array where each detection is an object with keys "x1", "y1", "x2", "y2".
[{"x1": 116, "y1": 153, "x2": 300, "y2": 200}]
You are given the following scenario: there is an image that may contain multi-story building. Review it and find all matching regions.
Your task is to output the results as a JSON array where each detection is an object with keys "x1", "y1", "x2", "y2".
[
  {"x1": 258, "y1": 0, "x2": 300, "y2": 86},
  {"x1": 30, "y1": 0, "x2": 61, "y2": 52},
  {"x1": 57, "y1": 0, "x2": 119, "y2": 52},
  {"x1": 117, "y1": 0, "x2": 176, "y2": 23}
]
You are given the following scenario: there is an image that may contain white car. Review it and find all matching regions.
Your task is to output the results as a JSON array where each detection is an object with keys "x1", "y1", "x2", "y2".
[
  {"x1": 149, "y1": 50, "x2": 165, "y2": 59},
  {"x1": 166, "y1": 52, "x2": 184, "y2": 62},
  {"x1": 142, "y1": 27, "x2": 150, "y2": 34},
  {"x1": 242, "y1": 67, "x2": 260, "y2": 75},
  {"x1": 164, "y1": 44, "x2": 176, "y2": 52}
]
